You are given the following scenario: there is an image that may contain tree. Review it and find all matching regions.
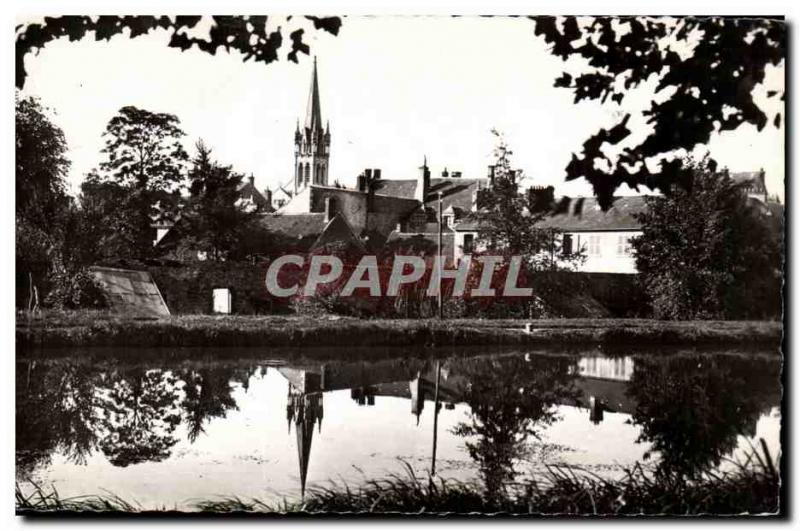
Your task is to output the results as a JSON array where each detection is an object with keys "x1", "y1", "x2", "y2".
[
  {"x1": 92, "y1": 106, "x2": 188, "y2": 259},
  {"x1": 631, "y1": 157, "x2": 782, "y2": 319},
  {"x1": 15, "y1": 93, "x2": 73, "y2": 307},
  {"x1": 534, "y1": 16, "x2": 784, "y2": 208},
  {"x1": 472, "y1": 130, "x2": 582, "y2": 271},
  {"x1": 16, "y1": 93, "x2": 70, "y2": 225},
  {"x1": 177, "y1": 140, "x2": 258, "y2": 260},
  {"x1": 16, "y1": 16, "x2": 342, "y2": 89}
]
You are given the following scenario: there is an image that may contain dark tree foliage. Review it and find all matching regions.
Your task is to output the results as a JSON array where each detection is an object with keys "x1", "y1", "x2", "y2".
[
  {"x1": 17, "y1": 15, "x2": 342, "y2": 89},
  {"x1": 89, "y1": 106, "x2": 188, "y2": 259},
  {"x1": 16, "y1": 95, "x2": 70, "y2": 293},
  {"x1": 15, "y1": 94, "x2": 70, "y2": 226},
  {"x1": 627, "y1": 354, "x2": 780, "y2": 480},
  {"x1": 631, "y1": 157, "x2": 782, "y2": 320},
  {"x1": 14, "y1": 94, "x2": 106, "y2": 308},
  {"x1": 177, "y1": 140, "x2": 259, "y2": 261},
  {"x1": 533, "y1": 16, "x2": 784, "y2": 208},
  {"x1": 472, "y1": 130, "x2": 583, "y2": 271}
]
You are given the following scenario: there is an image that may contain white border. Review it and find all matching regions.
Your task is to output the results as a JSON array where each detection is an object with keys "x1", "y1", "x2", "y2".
[{"x1": 3, "y1": 1, "x2": 796, "y2": 529}]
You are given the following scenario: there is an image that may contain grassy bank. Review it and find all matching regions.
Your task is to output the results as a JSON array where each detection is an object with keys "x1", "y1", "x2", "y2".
[
  {"x1": 17, "y1": 443, "x2": 780, "y2": 515},
  {"x1": 17, "y1": 310, "x2": 782, "y2": 350}
]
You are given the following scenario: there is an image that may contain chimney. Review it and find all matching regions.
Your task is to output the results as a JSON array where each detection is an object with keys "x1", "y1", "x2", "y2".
[
  {"x1": 357, "y1": 173, "x2": 367, "y2": 193},
  {"x1": 442, "y1": 167, "x2": 449, "y2": 178},
  {"x1": 264, "y1": 188, "x2": 273, "y2": 207},
  {"x1": 248, "y1": 173, "x2": 255, "y2": 186},
  {"x1": 415, "y1": 156, "x2": 430, "y2": 202},
  {"x1": 364, "y1": 168, "x2": 373, "y2": 183},
  {"x1": 324, "y1": 196, "x2": 335, "y2": 223},
  {"x1": 373, "y1": 168, "x2": 381, "y2": 181},
  {"x1": 367, "y1": 178, "x2": 375, "y2": 212},
  {"x1": 471, "y1": 189, "x2": 480, "y2": 212}
]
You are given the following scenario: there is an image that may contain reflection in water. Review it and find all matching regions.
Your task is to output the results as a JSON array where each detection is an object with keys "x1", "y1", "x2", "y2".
[
  {"x1": 16, "y1": 350, "x2": 781, "y2": 509},
  {"x1": 627, "y1": 355, "x2": 780, "y2": 479}
]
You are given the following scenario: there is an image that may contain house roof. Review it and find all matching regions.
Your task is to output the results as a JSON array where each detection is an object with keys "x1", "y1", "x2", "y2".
[
  {"x1": 255, "y1": 212, "x2": 365, "y2": 253},
  {"x1": 237, "y1": 179, "x2": 272, "y2": 211},
  {"x1": 537, "y1": 196, "x2": 648, "y2": 232},
  {"x1": 256, "y1": 213, "x2": 328, "y2": 239},
  {"x1": 454, "y1": 195, "x2": 649, "y2": 233},
  {"x1": 385, "y1": 230, "x2": 455, "y2": 258},
  {"x1": 371, "y1": 177, "x2": 488, "y2": 212}
]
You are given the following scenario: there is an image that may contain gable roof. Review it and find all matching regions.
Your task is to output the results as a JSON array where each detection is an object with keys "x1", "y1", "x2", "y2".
[
  {"x1": 730, "y1": 171, "x2": 767, "y2": 195},
  {"x1": 255, "y1": 212, "x2": 365, "y2": 253},
  {"x1": 237, "y1": 179, "x2": 272, "y2": 211},
  {"x1": 371, "y1": 177, "x2": 488, "y2": 212},
  {"x1": 537, "y1": 196, "x2": 648, "y2": 232},
  {"x1": 453, "y1": 195, "x2": 649, "y2": 232},
  {"x1": 386, "y1": 230, "x2": 455, "y2": 258}
]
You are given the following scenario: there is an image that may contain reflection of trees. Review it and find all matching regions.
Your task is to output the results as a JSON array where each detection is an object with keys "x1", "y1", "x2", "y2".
[
  {"x1": 16, "y1": 360, "x2": 103, "y2": 475},
  {"x1": 452, "y1": 355, "x2": 579, "y2": 500},
  {"x1": 627, "y1": 355, "x2": 780, "y2": 479},
  {"x1": 180, "y1": 368, "x2": 239, "y2": 443},
  {"x1": 17, "y1": 361, "x2": 247, "y2": 472},
  {"x1": 96, "y1": 369, "x2": 182, "y2": 467}
]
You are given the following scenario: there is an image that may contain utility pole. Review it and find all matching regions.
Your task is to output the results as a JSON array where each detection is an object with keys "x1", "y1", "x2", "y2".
[
  {"x1": 431, "y1": 360, "x2": 441, "y2": 478},
  {"x1": 438, "y1": 191, "x2": 444, "y2": 319}
]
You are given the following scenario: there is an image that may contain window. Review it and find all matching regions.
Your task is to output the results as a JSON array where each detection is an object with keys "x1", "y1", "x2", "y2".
[
  {"x1": 463, "y1": 234, "x2": 475, "y2": 253},
  {"x1": 562, "y1": 234, "x2": 573, "y2": 256},
  {"x1": 616, "y1": 235, "x2": 631, "y2": 256},
  {"x1": 589, "y1": 235, "x2": 601, "y2": 256}
]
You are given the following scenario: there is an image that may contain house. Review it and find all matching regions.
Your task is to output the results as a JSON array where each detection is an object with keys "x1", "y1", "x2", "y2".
[
  {"x1": 269, "y1": 184, "x2": 294, "y2": 210},
  {"x1": 451, "y1": 195, "x2": 647, "y2": 273},
  {"x1": 235, "y1": 174, "x2": 274, "y2": 213},
  {"x1": 376, "y1": 159, "x2": 493, "y2": 261},
  {"x1": 538, "y1": 196, "x2": 648, "y2": 274},
  {"x1": 730, "y1": 169, "x2": 768, "y2": 203}
]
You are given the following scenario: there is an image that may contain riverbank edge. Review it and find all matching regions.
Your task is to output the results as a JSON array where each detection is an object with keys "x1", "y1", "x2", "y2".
[{"x1": 16, "y1": 314, "x2": 783, "y2": 350}]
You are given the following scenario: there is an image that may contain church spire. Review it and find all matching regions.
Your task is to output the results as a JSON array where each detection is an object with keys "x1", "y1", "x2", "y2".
[{"x1": 305, "y1": 56, "x2": 323, "y2": 132}]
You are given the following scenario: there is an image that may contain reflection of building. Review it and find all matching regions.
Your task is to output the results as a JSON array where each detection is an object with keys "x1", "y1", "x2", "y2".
[
  {"x1": 286, "y1": 382, "x2": 324, "y2": 498},
  {"x1": 571, "y1": 356, "x2": 635, "y2": 424}
]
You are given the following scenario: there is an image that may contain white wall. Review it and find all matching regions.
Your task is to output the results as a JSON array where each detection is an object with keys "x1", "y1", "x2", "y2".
[
  {"x1": 453, "y1": 229, "x2": 641, "y2": 274},
  {"x1": 566, "y1": 231, "x2": 640, "y2": 274}
]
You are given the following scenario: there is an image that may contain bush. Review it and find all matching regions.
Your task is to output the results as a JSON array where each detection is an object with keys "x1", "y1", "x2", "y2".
[{"x1": 44, "y1": 269, "x2": 107, "y2": 310}]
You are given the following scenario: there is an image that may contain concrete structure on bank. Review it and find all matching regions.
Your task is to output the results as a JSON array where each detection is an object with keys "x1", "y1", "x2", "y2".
[{"x1": 88, "y1": 266, "x2": 170, "y2": 317}]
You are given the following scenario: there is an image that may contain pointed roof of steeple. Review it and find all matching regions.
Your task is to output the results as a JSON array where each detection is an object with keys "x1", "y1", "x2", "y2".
[{"x1": 305, "y1": 57, "x2": 323, "y2": 132}]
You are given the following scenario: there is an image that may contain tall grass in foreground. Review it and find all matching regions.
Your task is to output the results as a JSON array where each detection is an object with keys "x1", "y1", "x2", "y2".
[{"x1": 18, "y1": 441, "x2": 780, "y2": 515}]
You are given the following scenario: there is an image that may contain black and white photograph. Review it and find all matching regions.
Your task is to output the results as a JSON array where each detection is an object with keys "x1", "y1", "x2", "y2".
[{"x1": 11, "y1": 7, "x2": 788, "y2": 518}]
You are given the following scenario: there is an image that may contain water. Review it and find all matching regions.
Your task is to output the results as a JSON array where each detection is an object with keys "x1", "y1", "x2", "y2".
[{"x1": 16, "y1": 347, "x2": 782, "y2": 510}]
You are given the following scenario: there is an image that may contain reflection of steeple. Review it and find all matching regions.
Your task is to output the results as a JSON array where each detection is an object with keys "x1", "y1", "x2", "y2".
[
  {"x1": 287, "y1": 385, "x2": 324, "y2": 499},
  {"x1": 410, "y1": 375, "x2": 424, "y2": 425}
]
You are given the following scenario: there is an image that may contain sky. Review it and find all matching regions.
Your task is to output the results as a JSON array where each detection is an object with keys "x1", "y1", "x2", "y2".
[{"x1": 19, "y1": 16, "x2": 785, "y2": 200}]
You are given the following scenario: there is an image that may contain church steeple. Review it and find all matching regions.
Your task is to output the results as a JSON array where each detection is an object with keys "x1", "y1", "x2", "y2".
[
  {"x1": 294, "y1": 57, "x2": 331, "y2": 193},
  {"x1": 305, "y1": 57, "x2": 323, "y2": 132}
]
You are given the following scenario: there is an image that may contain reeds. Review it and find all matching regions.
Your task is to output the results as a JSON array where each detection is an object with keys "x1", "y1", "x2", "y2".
[{"x1": 16, "y1": 440, "x2": 780, "y2": 515}]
